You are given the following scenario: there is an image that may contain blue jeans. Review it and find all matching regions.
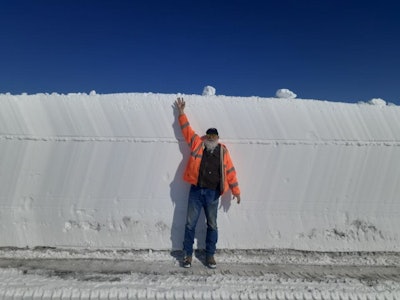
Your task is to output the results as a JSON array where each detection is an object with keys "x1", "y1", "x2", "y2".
[{"x1": 183, "y1": 185, "x2": 220, "y2": 257}]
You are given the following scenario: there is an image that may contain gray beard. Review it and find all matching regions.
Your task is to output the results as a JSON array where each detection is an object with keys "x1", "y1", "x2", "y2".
[{"x1": 204, "y1": 139, "x2": 219, "y2": 152}]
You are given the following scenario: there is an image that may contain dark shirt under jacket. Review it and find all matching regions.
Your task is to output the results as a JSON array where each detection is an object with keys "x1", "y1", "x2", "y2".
[{"x1": 197, "y1": 144, "x2": 221, "y2": 191}]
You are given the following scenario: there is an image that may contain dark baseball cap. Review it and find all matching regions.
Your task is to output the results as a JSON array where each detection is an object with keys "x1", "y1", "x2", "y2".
[{"x1": 206, "y1": 128, "x2": 219, "y2": 136}]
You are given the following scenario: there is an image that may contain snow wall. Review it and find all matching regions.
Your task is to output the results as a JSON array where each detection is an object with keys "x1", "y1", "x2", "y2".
[{"x1": 1, "y1": 92, "x2": 400, "y2": 252}]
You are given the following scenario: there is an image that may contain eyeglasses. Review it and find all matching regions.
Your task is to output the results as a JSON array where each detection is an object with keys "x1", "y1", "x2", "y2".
[{"x1": 206, "y1": 134, "x2": 218, "y2": 139}]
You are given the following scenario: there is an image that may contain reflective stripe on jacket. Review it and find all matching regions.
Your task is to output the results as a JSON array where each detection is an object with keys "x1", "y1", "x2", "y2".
[{"x1": 179, "y1": 113, "x2": 240, "y2": 196}]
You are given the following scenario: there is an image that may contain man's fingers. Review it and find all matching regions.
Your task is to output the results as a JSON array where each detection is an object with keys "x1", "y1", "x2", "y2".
[
  {"x1": 176, "y1": 97, "x2": 185, "y2": 107},
  {"x1": 233, "y1": 195, "x2": 241, "y2": 204},
  {"x1": 175, "y1": 98, "x2": 184, "y2": 106}
]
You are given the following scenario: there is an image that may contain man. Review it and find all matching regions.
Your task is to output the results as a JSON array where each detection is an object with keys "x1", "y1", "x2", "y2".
[{"x1": 175, "y1": 97, "x2": 241, "y2": 269}]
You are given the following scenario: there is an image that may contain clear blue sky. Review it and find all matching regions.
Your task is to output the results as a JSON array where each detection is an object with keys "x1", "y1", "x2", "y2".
[{"x1": 1, "y1": 0, "x2": 400, "y2": 104}]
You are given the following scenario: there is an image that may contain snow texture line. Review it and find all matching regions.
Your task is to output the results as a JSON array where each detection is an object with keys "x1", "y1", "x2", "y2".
[
  {"x1": 2, "y1": 134, "x2": 400, "y2": 147},
  {"x1": 0, "y1": 135, "x2": 179, "y2": 143}
]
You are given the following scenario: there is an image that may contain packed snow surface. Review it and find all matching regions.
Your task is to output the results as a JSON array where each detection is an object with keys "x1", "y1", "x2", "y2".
[
  {"x1": 1, "y1": 248, "x2": 400, "y2": 299},
  {"x1": 0, "y1": 92, "x2": 400, "y2": 252}
]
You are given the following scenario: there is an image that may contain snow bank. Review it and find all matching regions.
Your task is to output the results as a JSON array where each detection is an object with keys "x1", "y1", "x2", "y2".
[{"x1": 1, "y1": 92, "x2": 400, "y2": 252}]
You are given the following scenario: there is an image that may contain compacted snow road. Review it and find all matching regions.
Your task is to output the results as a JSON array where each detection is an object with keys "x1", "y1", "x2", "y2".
[{"x1": 0, "y1": 249, "x2": 400, "y2": 299}]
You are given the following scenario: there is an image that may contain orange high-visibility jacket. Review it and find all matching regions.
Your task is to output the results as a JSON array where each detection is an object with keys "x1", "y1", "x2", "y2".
[{"x1": 179, "y1": 113, "x2": 241, "y2": 196}]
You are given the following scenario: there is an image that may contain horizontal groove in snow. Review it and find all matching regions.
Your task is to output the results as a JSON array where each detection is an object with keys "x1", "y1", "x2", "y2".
[{"x1": 1, "y1": 134, "x2": 400, "y2": 147}]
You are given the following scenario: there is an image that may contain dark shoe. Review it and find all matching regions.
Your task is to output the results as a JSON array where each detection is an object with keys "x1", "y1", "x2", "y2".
[
  {"x1": 183, "y1": 256, "x2": 192, "y2": 268},
  {"x1": 206, "y1": 256, "x2": 216, "y2": 269}
]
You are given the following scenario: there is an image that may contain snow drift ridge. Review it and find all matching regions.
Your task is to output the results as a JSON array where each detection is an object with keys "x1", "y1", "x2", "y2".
[{"x1": 0, "y1": 92, "x2": 400, "y2": 252}]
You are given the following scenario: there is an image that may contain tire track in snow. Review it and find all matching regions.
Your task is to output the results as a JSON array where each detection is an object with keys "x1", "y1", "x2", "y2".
[{"x1": 0, "y1": 258, "x2": 400, "y2": 299}]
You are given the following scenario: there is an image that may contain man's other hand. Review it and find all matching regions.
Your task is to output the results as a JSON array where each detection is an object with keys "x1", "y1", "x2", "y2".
[{"x1": 233, "y1": 195, "x2": 241, "y2": 204}]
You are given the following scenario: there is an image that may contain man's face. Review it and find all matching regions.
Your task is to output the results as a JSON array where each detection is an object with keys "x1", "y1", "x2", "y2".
[
  {"x1": 206, "y1": 133, "x2": 219, "y2": 141},
  {"x1": 204, "y1": 134, "x2": 219, "y2": 151}
]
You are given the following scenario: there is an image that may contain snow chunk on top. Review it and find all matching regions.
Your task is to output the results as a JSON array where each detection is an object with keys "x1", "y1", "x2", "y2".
[
  {"x1": 368, "y1": 98, "x2": 386, "y2": 106},
  {"x1": 276, "y1": 89, "x2": 297, "y2": 99},
  {"x1": 202, "y1": 86, "x2": 216, "y2": 96}
]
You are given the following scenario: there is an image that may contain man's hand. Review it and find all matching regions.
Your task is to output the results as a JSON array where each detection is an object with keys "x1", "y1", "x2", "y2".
[
  {"x1": 233, "y1": 195, "x2": 241, "y2": 204},
  {"x1": 175, "y1": 97, "x2": 185, "y2": 115}
]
